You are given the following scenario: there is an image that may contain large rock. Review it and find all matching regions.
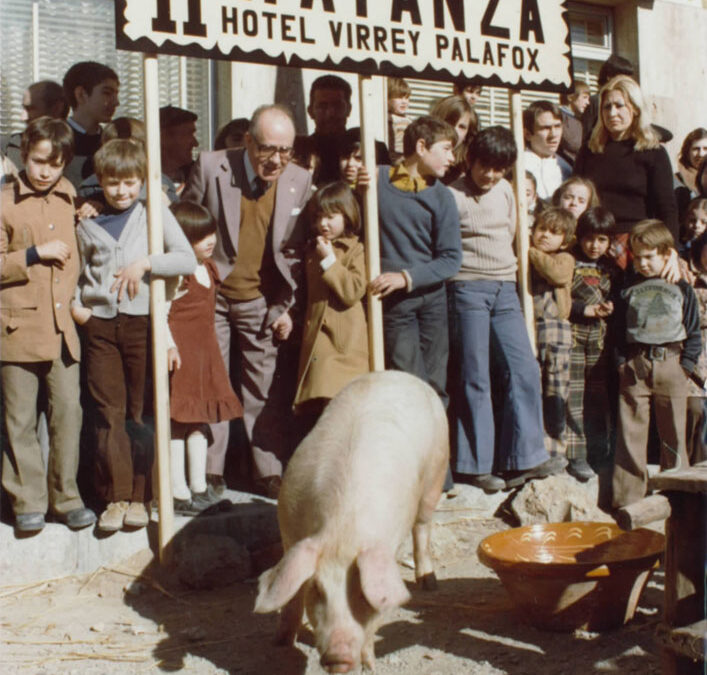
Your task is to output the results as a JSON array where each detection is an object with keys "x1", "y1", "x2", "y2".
[
  {"x1": 509, "y1": 474, "x2": 614, "y2": 526},
  {"x1": 172, "y1": 533, "x2": 252, "y2": 588}
]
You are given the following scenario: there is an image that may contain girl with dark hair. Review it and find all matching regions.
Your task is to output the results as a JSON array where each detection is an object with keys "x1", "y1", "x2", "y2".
[
  {"x1": 675, "y1": 128, "x2": 707, "y2": 224},
  {"x1": 293, "y1": 182, "x2": 368, "y2": 420},
  {"x1": 166, "y1": 201, "x2": 243, "y2": 513}
]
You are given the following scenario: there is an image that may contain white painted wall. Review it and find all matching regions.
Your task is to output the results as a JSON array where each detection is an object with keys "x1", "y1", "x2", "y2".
[
  {"x1": 635, "y1": 0, "x2": 707, "y2": 167},
  {"x1": 228, "y1": 64, "x2": 386, "y2": 141}
]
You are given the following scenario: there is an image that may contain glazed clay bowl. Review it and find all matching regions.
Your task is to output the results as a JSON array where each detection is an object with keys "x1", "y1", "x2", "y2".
[{"x1": 478, "y1": 522, "x2": 665, "y2": 632}]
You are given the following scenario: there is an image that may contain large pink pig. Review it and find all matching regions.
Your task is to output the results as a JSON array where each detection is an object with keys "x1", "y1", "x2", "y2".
[{"x1": 254, "y1": 370, "x2": 449, "y2": 673}]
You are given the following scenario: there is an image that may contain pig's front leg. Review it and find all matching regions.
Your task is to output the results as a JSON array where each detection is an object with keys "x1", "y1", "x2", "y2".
[
  {"x1": 275, "y1": 587, "x2": 305, "y2": 646},
  {"x1": 361, "y1": 636, "x2": 376, "y2": 671}
]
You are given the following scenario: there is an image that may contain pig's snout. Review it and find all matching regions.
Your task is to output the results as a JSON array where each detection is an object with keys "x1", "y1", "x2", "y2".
[
  {"x1": 320, "y1": 655, "x2": 355, "y2": 673},
  {"x1": 320, "y1": 634, "x2": 357, "y2": 673}
]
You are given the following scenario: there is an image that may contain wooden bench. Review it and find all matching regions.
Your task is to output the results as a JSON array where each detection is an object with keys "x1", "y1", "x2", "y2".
[{"x1": 618, "y1": 461, "x2": 707, "y2": 674}]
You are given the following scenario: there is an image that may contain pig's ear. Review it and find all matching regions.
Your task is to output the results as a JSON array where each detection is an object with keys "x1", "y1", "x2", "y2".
[
  {"x1": 357, "y1": 546, "x2": 411, "y2": 612},
  {"x1": 254, "y1": 537, "x2": 320, "y2": 614}
]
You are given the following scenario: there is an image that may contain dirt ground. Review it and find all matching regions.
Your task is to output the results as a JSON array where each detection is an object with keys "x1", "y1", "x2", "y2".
[{"x1": 0, "y1": 506, "x2": 664, "y2": 675}]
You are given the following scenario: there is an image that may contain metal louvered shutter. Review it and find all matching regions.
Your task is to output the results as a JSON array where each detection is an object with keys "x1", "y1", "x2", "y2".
[
  {"x1": 1, "y1": 0, "x2": 211, "y2": 150},
  {"x1": 405, "y1": 79, "x2": 559, "y2": 132},
  {"x1": 0, "y1": 1, "x2": 34, "y2": 138}
]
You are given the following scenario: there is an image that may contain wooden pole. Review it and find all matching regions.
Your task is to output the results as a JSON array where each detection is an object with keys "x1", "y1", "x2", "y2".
[
  {"x1": 508, "y1": 89, "x2": 536, "y2": 354},
  {"x1": 358, "y1": 74, "x2": 385, "y2": 372},
  {"x1": 143, "y1": 53, "x2": 174, "y2": 564}
]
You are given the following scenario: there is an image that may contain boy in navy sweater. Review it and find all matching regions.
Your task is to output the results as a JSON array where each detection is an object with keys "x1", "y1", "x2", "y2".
[
  {"x1": 612, "y1": 219, "x2": 701, "y2": 507},
  {"x1": 369, "y1": 116, "x2": 462, "y2": 403}
]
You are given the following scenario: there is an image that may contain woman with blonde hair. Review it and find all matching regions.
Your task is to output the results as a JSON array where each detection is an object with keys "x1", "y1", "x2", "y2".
[
  {"x1": 430, "y1": 95, "x2": 479, "y2": 183},
  {"x1": 574, "y1": 75, "x2": 677, "y2": 267}
]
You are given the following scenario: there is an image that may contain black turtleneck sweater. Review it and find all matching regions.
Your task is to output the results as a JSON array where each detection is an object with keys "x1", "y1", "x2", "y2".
[{"x1": 574, "y1": 138, "x2": 678, "y2": 241}]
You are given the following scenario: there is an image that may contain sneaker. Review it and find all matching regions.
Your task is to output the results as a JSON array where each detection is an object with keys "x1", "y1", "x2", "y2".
[
  {"x1": 503, "y1": 455, "x2": 568, "y2": 489},
  {"x1": 173, "y1": 497, "x2": 198, "y2": 516},
  {"x1": 190, "y1": 490, "x2": 220, "y2": 512},
  {"x1": 467, "y1": 473, "x2": 506, "y2": 493},
  {"x1": 98, "y1": 501, "x2": 129, "y2": 532},
  {"x1": 567, "y1": 458, "x2": 596, "y2": 482},
  {"x1": 124, "y1": 502, "x2": 149, "y2": 528}
]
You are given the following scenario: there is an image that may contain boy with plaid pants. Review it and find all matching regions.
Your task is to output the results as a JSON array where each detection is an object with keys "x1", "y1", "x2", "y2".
[
  {"x1": 566, "y1": 207, "x2": 618, "y2": 481},
  {"x1": 529, "y1": 207, "x2": 576, "y2": 455}
]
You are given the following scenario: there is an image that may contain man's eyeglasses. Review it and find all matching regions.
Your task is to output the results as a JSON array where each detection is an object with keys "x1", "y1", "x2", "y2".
[{"x1": 254, "y1": 141, "x2": 294, "y2": 161}]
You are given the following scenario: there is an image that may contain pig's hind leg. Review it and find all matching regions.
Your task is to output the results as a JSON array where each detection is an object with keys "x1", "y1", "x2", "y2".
[
  {"x1": 413, "y1": 450, "x2": 447, "y2": 590},
  {"x1": 412, "y1": 490, "x2": 443, "y2": 590},
  {"x1": 275, "y1": 587, "x2": 305, "y2": 646},
  {"x1": 412, "y1": 520, "x2": 436, "y2": 590}
]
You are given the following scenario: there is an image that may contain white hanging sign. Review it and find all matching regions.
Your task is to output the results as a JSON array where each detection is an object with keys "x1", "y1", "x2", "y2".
[{"x1": 116, "y1": 0, "x2": 573, "y2": 92}]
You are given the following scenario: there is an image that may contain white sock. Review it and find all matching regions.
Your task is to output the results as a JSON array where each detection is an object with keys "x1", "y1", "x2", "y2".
[
  {"x1": 187, "y1": 431, "x2": 208, "y2": 494},
  {"x1": 170, "y1": 439, "x2": 191, "y2": 500}
]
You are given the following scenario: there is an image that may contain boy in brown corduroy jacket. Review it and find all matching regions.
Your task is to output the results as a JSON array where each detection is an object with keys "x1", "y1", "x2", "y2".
[{"x1": 1, "y1": 117, "x2": 95, "y2": 533}]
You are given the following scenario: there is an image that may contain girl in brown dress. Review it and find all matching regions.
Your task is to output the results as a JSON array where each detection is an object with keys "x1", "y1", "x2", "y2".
[{"x1": 167, "y1": 202, "x2": 243, "y2": 512}]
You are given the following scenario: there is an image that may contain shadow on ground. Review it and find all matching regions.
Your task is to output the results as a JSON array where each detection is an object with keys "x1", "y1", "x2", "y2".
[{"x1": 121, "y1": 510, "x2": 663, "y2": 675}]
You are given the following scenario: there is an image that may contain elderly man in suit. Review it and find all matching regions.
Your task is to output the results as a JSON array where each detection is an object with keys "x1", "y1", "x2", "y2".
[{"x1": 182, "y1": 104, "x2": 312, "y2": 499}]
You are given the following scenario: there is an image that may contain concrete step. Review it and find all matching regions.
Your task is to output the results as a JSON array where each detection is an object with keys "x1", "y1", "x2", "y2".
[{"x1": 0, "y1": 489, "x2": 279, "y2": 587}]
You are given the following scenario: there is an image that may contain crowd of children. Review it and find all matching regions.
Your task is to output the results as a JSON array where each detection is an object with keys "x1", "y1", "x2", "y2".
[{"x1": 2, "y1": 60, "x2": 707, "y2": 538}]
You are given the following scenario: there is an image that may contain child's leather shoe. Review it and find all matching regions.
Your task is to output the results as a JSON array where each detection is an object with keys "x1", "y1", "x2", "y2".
[
  {"x1": 15, "y1": 512, "x2": 46, "y2": 532},
  {"x1": 124, "y1": 502, "x2": 149, "y2": 528},
  {"x1": 55, "y1": 507, "x2": 96, "y2": 530},
  {"x1": 98, "y1": 501, "x2": 129, "y2": 532}
]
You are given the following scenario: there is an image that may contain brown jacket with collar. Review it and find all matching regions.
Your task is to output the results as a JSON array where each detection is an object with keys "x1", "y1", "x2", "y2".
[
  {"x1": 528, "y1": 248, "x2": 575, "y2": 320},
  {"x1": 1, "y1": 174, "x2": 80, "y2": 362},
  {"x1": 294, "y1": 235, "x2": 369, "y2": 407},
  {"x1": 181, "y1": 148, "x2": 312, "y2": 328}
]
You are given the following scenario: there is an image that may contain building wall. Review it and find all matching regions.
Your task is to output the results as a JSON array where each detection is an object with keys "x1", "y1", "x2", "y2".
[
  {"x1": 222, "y1": 1, "x2": 706, "y2": 166},
  {"x1": 632, "y1": 0, "x2": 707, "y2": 165}
]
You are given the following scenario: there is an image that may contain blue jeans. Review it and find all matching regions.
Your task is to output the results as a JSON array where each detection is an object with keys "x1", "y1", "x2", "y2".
[
  {"x1": 383, "y1": 284, "x2": 449, "y2": 406},
  {"x1": 450, "y1": 280, "x2": 547, "y2": 474}
]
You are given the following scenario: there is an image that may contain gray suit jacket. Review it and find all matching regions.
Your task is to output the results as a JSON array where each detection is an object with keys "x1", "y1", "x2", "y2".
[{"x1": 182, "y1": 148, "x2": 313, "y2": 327}]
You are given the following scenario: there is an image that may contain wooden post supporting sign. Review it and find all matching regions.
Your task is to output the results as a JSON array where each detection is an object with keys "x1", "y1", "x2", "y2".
[
  {"x1": 143, "y1": 53, "x2": 174, "y2": 563},
  {"x1": 358, "y1": 75, "x2": 385, "y2": 372},
  {"x1": 509, "y1": 89, "x2": 536, "y2": 354}
]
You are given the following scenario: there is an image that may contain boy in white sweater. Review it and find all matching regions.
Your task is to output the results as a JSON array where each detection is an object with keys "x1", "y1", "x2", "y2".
[
  {"x1": 72, "y1": 139, "x2": 195, "y2": 531},
  {"x1": 447, "y1": 126, "x2": 567, "y2": 492}
]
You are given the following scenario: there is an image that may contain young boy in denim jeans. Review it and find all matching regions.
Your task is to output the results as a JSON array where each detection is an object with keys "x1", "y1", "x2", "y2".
[
  {"x1": 612, "y1": 219, "x2": 701, "y2": 508},
  {"x1": 369, "y1": 116, "x2": 462, "y2": 489},
  {"x1": 72, "y1": 138, "x2": 195, "y2": 531},
  {"x1": 369, "y1": 116, "x2": 462, "y2": 402},
  {"x1": 447, "y1": 126, "x2": 567, "y2": 492},
  {"x1": 1, "y1": 116, "x2": 95, "y2": 532}
]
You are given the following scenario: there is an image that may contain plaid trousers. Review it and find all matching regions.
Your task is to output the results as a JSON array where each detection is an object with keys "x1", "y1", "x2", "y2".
[
  {"x1": 536, "y1": 318, "x2": 572, "y2": 450},
  {"x1": 566, "y1": 321, "x2": 611, "y2": 462},
  {"x1": 536, "y1": 318, "x2": 572, "y2": 400}
]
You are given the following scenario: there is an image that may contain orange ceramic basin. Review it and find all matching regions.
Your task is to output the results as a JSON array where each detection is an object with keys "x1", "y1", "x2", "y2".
[{"x1": 478, "y1": 522, "x2": 665, "y2": 631}]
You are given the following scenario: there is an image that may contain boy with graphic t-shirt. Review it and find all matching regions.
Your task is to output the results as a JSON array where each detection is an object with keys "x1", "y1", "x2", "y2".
[{"x1": 612, "y1": 219, "x2": 701, "y2": 508}]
